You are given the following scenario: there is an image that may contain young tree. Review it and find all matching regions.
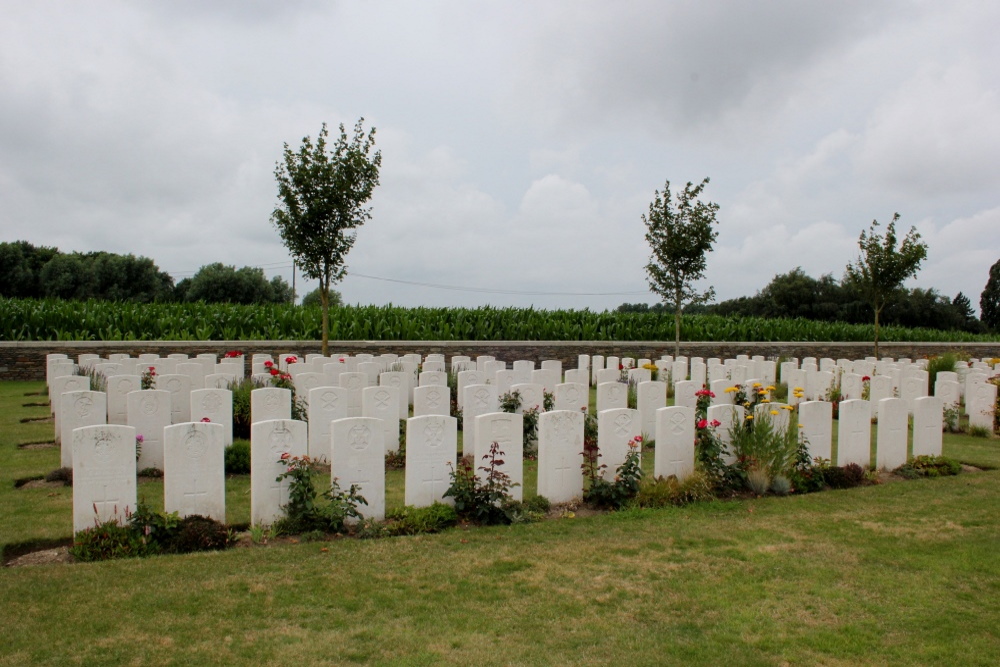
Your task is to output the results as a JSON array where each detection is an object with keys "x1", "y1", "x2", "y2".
[
  {"x1": 643, "y1": 178, "x2": 720, "y2": 356},
  {"x1": 844, "y1": 213, "x2": 927, "y2": 356},
  {"x1": 271, "y1": 119, "x2": 381, "y2": 355},
  {"x1": 981, "y1": 259, "x2": 1000, "y2": 331}
]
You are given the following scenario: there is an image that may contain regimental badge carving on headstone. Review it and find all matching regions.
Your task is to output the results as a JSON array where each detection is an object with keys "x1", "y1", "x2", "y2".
[
  {"x1": 265, "y1": 393, "x2": 280, "y2": 410},
  {"x1": 349, "y1": 424, "x2": 372, "y2": 451},
  {"x1": 93, "y1": 429, "x2": 116, "y2": 464},
  {"x1": 474, "y1": 389, "x2": 489, "y2": 409},
  {"x1": 424, "y1": 421, "x2": 444, "y2": 448},
  {"x1": 375, "y1": 390, "x2": 391, "y2": 410},
  {"x1": 614, "y1": 413, "x2": 631, "y2": 436},
  {"x1": 670, "y1": 412, "x2": 686, "y2": 434},
  {"x1": 74, "y1": 395, "x2": 93, "y2": 418},
  {"x1": 268, "y1": 424, "x2": 293, "y2": 457},
  {"x1": 141, "y1": 395, "x2": 158, "y2": 415},
  {"x1": 427, "y1": 390, "x2": 441, "y2": 408},
  {"x1": 321, "y1": 391, "x2": 338, "y2": 410},
  {"x1": 184, "y1": 428, "x2": 208, "y2": 460},
  {"x1": 202, "y1": 393, "x2": 222, "y2": 412}
]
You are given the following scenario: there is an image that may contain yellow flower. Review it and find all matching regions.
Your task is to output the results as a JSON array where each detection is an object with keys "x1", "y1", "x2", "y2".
[
  {"x1": 782, "y1": 405, "x2": 794, "y2": 411},
  {"x1": 770, "y1": 410, "x2": 779, "y2": 415},
  {"x1": 724, "y1": 387, "x2": 738, "y2": 393},
  {"x1": 761, "y1": 398, "x2": 771, "y2": 403},
  {"x1": 794, "y1": 387, "x2": 804, "y2": 392},
  {"x1": 798, "y1": 423, "x2": 804, "y2": 429},
  {"x1": 745, "y1": 414, "x2": 754, "y2": 420},
  {"x1": 765, "y1": 385, "x2": 775, "y2": 391}
]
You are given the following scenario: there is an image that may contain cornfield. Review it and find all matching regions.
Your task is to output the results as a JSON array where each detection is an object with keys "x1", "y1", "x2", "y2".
[{"x1": 0, "y1": 297, "x2": 995, "y2": 343}]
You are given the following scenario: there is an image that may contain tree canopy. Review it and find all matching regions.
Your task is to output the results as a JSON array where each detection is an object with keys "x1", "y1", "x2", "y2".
[
  {"x1": 844, "y1": 214, "x2": 927, "y2": 355},
  {"x1": 271, "y1": 119, "x2": 381, "y2": 355},
  {"x1": 174, "y1": 263, "x2": 293, "y2": 305},
  {"x1": 981, "y1": 259, "x2": 1000, "y2": 331},
  {"x1": 643, "y1": 177, "x2": 719, "y2": 356}
]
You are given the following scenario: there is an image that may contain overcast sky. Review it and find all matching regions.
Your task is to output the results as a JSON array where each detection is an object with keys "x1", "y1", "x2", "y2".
[{"x1": 2, "y1": 1, "x2": 998, "y2": 313}]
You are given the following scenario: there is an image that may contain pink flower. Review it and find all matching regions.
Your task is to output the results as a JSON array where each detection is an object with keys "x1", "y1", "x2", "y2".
[
  {"x1": 710, "y1": 419, "x2": 721, "y2": 428},
  {"x1": 697, "y1": 419, "x2": 708, "y2": 429},
  {"x1": 285, "y1": 356, "x2": 298, "y2": 364},
  {"x1": 135, "y1": 434, "x2": 144, "y2": 443},
  {"x1": 634, "y1": 435, "x2": 643, "y2": 442},
  {"x1": 200, "y1": 417, "x2": 211, "y2": 422},
  {"x1": 280, "y1": 452, "x2": 290, "y2": 460}
]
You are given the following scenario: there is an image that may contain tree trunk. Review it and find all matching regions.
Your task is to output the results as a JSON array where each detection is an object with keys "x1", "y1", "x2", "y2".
[
  {"x1": 674, "y1": 294, "x2": 681, "y2": 358},
  {"x1": 873, "y1": 306, "x2": 881, "y2": 359},
  {"x1": 320, "y1": 277, "x2": 330, "y2": 357}
]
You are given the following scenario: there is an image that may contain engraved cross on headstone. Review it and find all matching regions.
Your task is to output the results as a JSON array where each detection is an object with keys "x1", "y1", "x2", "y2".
[
  {"x1": 183, "y1": 476, "x2": 207, "y2": 512},
  {"x1": 92, "y1": 483, "x2": 120, "y2": 517}
]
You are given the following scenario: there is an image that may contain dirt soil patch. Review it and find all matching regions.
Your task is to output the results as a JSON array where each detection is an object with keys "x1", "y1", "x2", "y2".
[
  {"x1": 6, "y1": 547, "x2": 73, "y2": 567},
  {"x1": 17, "y1": 441, "x2": 57, "y2": 450}
]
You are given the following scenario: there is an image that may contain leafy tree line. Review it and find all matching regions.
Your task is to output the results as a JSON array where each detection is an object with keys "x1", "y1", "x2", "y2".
[
  {"x1": 0, "y1": 241, "x2": 317, "y2": 306},
  {"x1": 626, "y1": 266, "x2": 985, "y2": 333}
]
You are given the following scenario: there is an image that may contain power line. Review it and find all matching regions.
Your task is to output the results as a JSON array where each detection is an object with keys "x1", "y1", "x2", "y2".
[{"x1": 347, "y1": 272, "x2": 649, "y2": 297}]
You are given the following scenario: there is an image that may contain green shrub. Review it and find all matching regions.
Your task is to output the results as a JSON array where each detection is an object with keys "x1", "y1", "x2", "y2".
[
  {"x1": 968, "y1": 424, "x2": 991, "y2": 438},
  {"x1": 225, "y1": 441, "x2": 251, "y2": 475},
  {"x1": 444, "y1": 443, "x2": 520, "y2": 525},
  {"x1": 825, "y1": 463, "x2": 867, "y2": 489},
  {"x1": 170, "y1": 515, "x2": 233, "y2": 553},
  {"x1": 582, "y1": 438, "x2": 643, "y2": 510},
  {"x1": 69, "y1": 518, "x2": 154, "y2": 562},
  {"x1": 895, "y1": 455, "x2": 962, "y2": 479},
  {"x1": 273, "y1": 454, "x2": 367, "y2": 534},
  {"x1": 634, "y1": 470, "x2": 714, "y2": 508},
  {"x1": 384, "y1": 503, "x2": 458, "y2": 535}
]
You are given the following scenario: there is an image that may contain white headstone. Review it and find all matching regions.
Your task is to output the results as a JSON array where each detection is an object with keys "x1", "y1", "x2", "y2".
[
  {"x1": 876, "y1": 398, "x2": 908, "y2": 470},
  {"x1": 106, "y1": 374, "x2": 140, "y2": 425},
  {"x1": 251, "y1": 419, "x2": 307, "y2": 526},
  {"x1": 404, "y1": 415, "x2": 458, "y2": 507},
  {"x1": 537, "y1": 410, "x2": 584, "y2": 503},
  {"x1": 596, "y1": 381, "x2": 628, "y2": 413},
  {"x1": 655, "y1": 406, "x2": 694, "y2": 480},
  {"x1": 362, "y1": 385, "x2": 401, "y2": 454},
  {"x1": 837, "y1": 399, "x2": 871, "y2": 468},
  {"x1": 510, "y1": 383, "x2": 544, "y2": 414},
  {"x1": 190, "y1": 388, "x2": 233, "y2": 447},
  {"x1": 457, "y1": 369, "x2": 486, "y2": 409},
  {"x1": 798, "y1": 400, "x2": 832, "y2": 462},
  {"x1": 413, "y1": 385, "x2": 451, "y2": 417},
  {"x1": 71, "y1": 424, "x2": 137, "y2": 533},
  {"x1": 674, "y1": 380, "x2": 698, "y2": 410},
  {"x1": 968, "y1": 382, "x2": 997, "y2": 430},
  {"x1": 307, "y1": 386, "x2": 348, "y2": 461},
  {"x1": 127, "y1": 389, "x2": 171, "y2": 470},
  {"x1": 474, "y1": 412, "x2": 524, "y2": 501},
  {"x1": 707, "y1": 403, "x2": 744, "y2": 465},
  {"x1": 637, "y1": 381, "x2": 666, "y2": 440},
  {"x1": 164, "y1": 421, "x2": 225, "y2": 521},
  {"x1": 155, "y1": 373, "x2": 192, "y2": 424},
  {"x1": 251, "y1": 387, "x2": 292, "y2": 423},
  {"x1": 331, "y1": 416, "x2": 385, "y2": 520},
  {"x1": 531, "y1": 368, "x2": 560, "y2": 394},
  {"x1": 912, "y1": 396, "x2": 943, "y2": 457},
  {"x1": 60, "y1": 391, "x2": 107, "y2": 468},
  {"x1": 554, "y1": 382, "x2": 588, "y2": 413},
  {"x1": 461, "y1": 384, "x2": 498, "y2": 455},
  {"x1": 597, "y1": 408, "x2": 641, "y2": 481}
]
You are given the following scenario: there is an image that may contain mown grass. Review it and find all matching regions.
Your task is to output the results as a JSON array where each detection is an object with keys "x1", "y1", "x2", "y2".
[{"x1": 2, "y1": 381, "x2": 999, "y2": 665}]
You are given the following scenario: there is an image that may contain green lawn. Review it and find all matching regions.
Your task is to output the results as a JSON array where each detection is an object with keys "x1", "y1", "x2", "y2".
[{"x1": 2, "y1": 380, "x2": 1000, "y2": 665}]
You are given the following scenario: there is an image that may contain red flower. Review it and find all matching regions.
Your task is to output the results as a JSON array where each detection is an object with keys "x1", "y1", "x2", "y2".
[
  {"x1": 200, "y1": 417, "x2": 211, "y2": 422},
  {"x1": 862, "y1": 375, "x2": 871, "y2": 382},
  {"x1": 697, "y1": 419, "x2": 708, "y2": 429},
  {"x1": 280, "y1": 452, "x2": 290, "y2": 460},
  {"x1": 269, "y1": 368, "x2": 280, "y2": 376},
  {"x1": 695, "y1": 389, "x2": 716, "y2": 398},
  {"x1": 634, "y1": 435, "x2": 643, "y2": 442},
  {"x1": 710, "y1": 419, "x2": 721, "y2": 428},
  {"x1": 618, "y1": 363, "x2": 624, "y2": 370},
  {"x1": 264, "y1": 360, "x2": 274, "y2": 368},
  {"x1": 285, "y1": 356, "x2": 298, "y2": 364}
]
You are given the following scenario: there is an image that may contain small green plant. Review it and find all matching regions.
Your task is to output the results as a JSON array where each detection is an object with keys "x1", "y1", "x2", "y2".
[
  {"x1": 248, "y1": 523, "x2": 272, "y2": 544},
  {"x1": 70, "y1": 516, "x2": 153, "y2": 562},
  {"x1": 968, "y1": 424, "x2": 991, "y2": 438},
  {"x1": 770, "y1": 474, "x2": 792, "y2": 495},
  {"x1": 728, "y1": 408, "x2": 799, "y2": 493},
  {"x1": 382, "y1": 503, "x2": 459, "y2": 536},
  {"x1": 224, "y1": 440, "x2": 251, "y2": 474},
  {"x1": 443, "y1": 442, "x2": 520, "y2": 525},
  {"x1": 746, "y1": 466, "x2": 770, "y2": 495},
  {"x1": 895, "y1": 455, "x2": 962, "y2": 479},
  {"x1": 582, "y1": 436, "x2": 643, "y2": 510},
  {"x1": 942, "y1": 404, "x2": 963, "y2": 433},
  {"x1": 140, "y1": 366, "x2": 156, "y2": 390},
  {"x1": 634, "y1": 470, "x2": 714, "y2": 508},
  {"x1": 926, "y1": 353, "x2": 957, "y2": 389},
  {"x1": 273, "y1": 454, "x2": 367, "y2": 534},
  {"x1": 230, "y1": 377, "x2": 268, "y2": 440}
]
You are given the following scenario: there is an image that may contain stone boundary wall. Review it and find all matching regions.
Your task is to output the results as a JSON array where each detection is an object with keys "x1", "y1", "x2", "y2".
[{"x1": 3, "y1": 340, "x2": 1000, "y2": 382}]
